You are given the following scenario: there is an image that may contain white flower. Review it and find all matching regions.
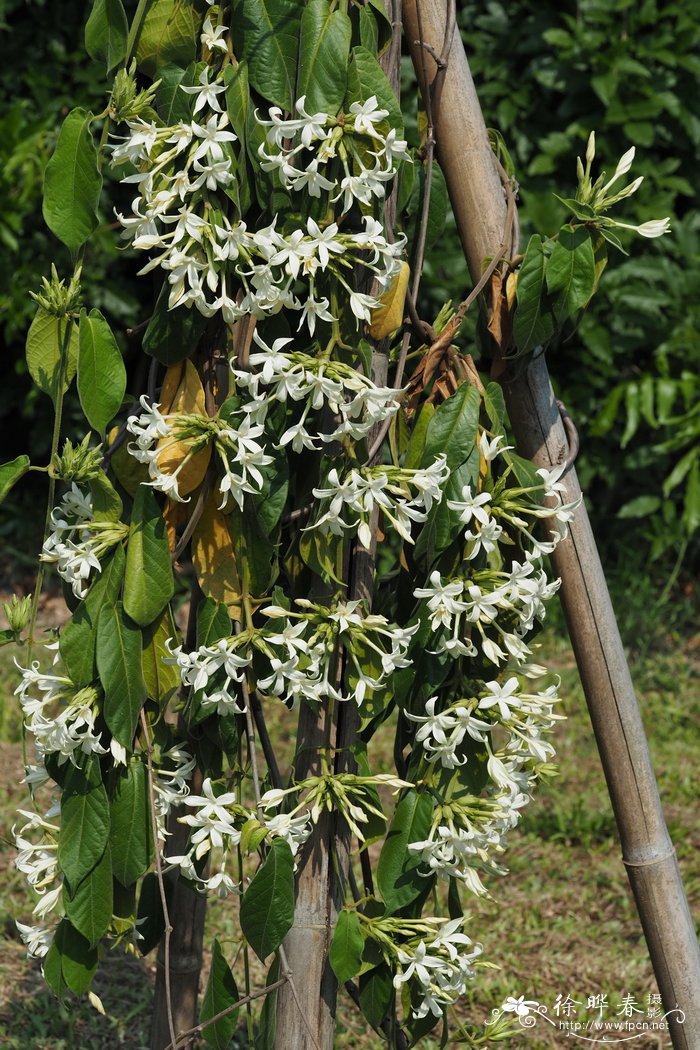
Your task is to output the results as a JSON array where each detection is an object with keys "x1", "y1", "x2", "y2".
[
  {"x1": 200, "y1": 16, "x2": 229, "y2": 53},
  {"x1": 181, "y1": 68, "x2": 227, "y2": 115},
  {"x1": 447, "y1": 484, "x2": 492, "y2": 527}
]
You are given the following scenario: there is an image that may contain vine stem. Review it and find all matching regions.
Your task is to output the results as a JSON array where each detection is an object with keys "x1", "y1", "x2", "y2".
[
  {"x1": 26, "y1": 315, "x2": 75, "y2": 661},
  {"x1": 161, "y1": 977, "x2": 288, "y2": 1050},
  {"x1": 140, "y1": 709, "x2": 177, "y2": 1050}
]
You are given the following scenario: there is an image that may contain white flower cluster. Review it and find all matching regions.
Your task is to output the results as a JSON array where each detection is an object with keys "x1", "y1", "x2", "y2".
[
  {"x1": 14, "y1": 806, "x2": 62, "y2": 956},
  {"x1": 258, "y1": 93, "x2": 409, "y2": 210},
  {"x1": 164, "y1": 776, "x2": 312, "y2": 897},
  {"x1": 257, "y1": 599, "x2": 417, "y2": 707},
  {"x1": 165, "y1": 636, "x2": 251, "y2": 715},
  {"x1": 233, "y1": 330, "x2": 401, "y2": 450},
  {"x1": 126, "y1": 394, "x2": 272, "y2": 507},
  {"x1": 15, "y1": 654, "x2": 114, "y2": 766},
  {"x1": 112, "y1": 41, "x2": 406, "y2": 328},
  {"x1": 40, "y1": 484, "x2": 126, "y2": 598},
  {"x1": 311, "y1": 455, "x2": 449, "y2": 549}
]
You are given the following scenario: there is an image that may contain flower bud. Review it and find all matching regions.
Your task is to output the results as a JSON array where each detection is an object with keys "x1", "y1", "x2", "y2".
[{"x1": 3, "y1": 594, "x2": 32, "y2": 634}]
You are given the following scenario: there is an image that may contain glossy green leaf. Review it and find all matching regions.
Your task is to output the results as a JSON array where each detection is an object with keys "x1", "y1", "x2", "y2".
[
  {"x1": 240, "y1": 838, "x2": 295, "y2": 962},
  {"x1": 225, "y1": 61, "x2": 250, "y2": 142},
  {"x1": 89, "y1": 471, "x2": 123, "y2": 523},
  {"x1": 78, "y1": 308, "x2": 127, "y2": 436},
  {"x1": 201, "y1": 939, "x2": 240, "y2": 1048},
  {"x1": 143, "y1": 281, "x2": 207, "y2": 364},
  {"x1": 123, "y1": 485, "x2": 174, "y2": 626},
  {"x1": 513, "y1": 234, "x2": 555, "y2": 354},
  {"x1": 377, "y1": 790, "x2": 433, "y2": 914},
  {"x1": 64, "y1": 842, "x2": 113, "y2": 945},
  {"x1": 110, "y1": 758, "x2": 152, "y2": 886},
  {"x1": 96, "y1": 601, "x2": 147, "y2": 749},
  {"x1": 142, "y1": 606, "x2": 180, "y2": 701},
  {"x1": 421, "y1": 382, "x2": 481, "y2": 470},
  {"x1": 133, "y1": 0, "x2": 199, "y2": 77},
  {"x1": 58, "y1": 756, "x2": 110, "y2": 894},
  {"x1": 156, "y1": 61, "x2": 202, "y2": 124},
  {"x1": 0, "y1": 455, "x2": 30, "y2": 506},
  {"x1": 546, "y1": 223, "x2": 596, "y2": 320},
  {"x1": 234, "y1": 0, "x2": 302, "y2": 111},
  {"x1": 136, "y1": 871, "x2": 166, "y2": 955},
  {"x1": 329, "y1": 910, "x2": 365, "y2": 984},
  {"x1": 85, "y1": 0, "x2": 128, "y2": 71},
  {"x1": 297, "y1": 1, "x2": 352, "y2": 115},
  {"x1": 44, "y1": 919, "x2": 98, "y2": 999},
  {"x1": 197, "y1": 598, "x2": 232, "y2": 647},
  {"x1": 60, "y1": 544, "x2": 126, "y2": 687},
  {"x1": 346, "y1": 45, "x2": 403, "y2": 135},
  {"x1": 26, "y1": 310, "x2": 79, "y2": 403},
  {"x1": 43, "y1": 108, "x2": 101, "y2": 254}
]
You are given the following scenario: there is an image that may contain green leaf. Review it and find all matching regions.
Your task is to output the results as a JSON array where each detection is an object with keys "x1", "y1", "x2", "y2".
[
  {"x1": 257, "y1": 958, "x2": 280, "y2": 1050},
  {"x1": 156, "y1": 61, "x2": 202, "y2": 124},
  {"x1": 421, "y1": 382, "x2": 481, "y2": 470},
  {"x1": 133, "y1": 0, "x2": 200, "y2": 78},
  {"x1": 60, "y1": 544, "x2": 126, "y2": 687},
  {"x1": 136, "y1": 871, "x2": 167, "y2": 955},
  {"x1": 617, "y1": 495, "x2": 662, "y2": 519},
  {"x1": 346, "y1": 45, "x2": 403, "y2": 135},
  {"x1": 110, "y1": 758, "x2": 152, "y2": 886},
  {"x1": 330, "y1": 910, "x2": 365, "y2": 984},
  {"x1": 233, "y1": 0, "x2": 302, "y2": 111},
  {"x1": 64, "y1": 843, "x2": 113, "y2": 945},
  {"x1": 225, "y1": 61, "x2": 250, "y2": 142},
  {"x1": 197, "y1": 598, "x2": 232, "y2": 647},
  {"x1": 85, "y1": 0, "x2": 128, "y2": 72},
  {"x1": 58, "y1": 756, "x2": 110, "y2": 894},
  {"x1": 96, "y1": 601, "x2": 147, "y2": 749},
  {"x1": 43, "y1": 108, "x2": 102, "y2": 254},
  {"x1": 123, "y1": 485, "x2": 175, "y2": 627},
  {"x1": 377, "y1": 790, "x2": 433, "y2": 913},
  {"x1": 297, "y1": 1, "x2": 352, "y2": 115},
  {"x1": 78, "y1": 308, "x2": 127, "y2": 436},
  {"x1": 483, "y1": 382, "x2": 506, "y2": 432},
  {"x1": 405, "y1": 162, "x2": 449, "y2": 252},
  {"x1": 44, "y1": 919, "x2": 98, "y2": 999},
  {"x1": 26, "y1": 310, "x2": 79, "y2": 403},
  {"x1": 0, "y1": 455, "x2": 30, "y2": 506},
  {"x1": 359, "y1": 963, "x2": 393, "y2": 1029},
  {"x1": 201, "y1": 939, "x2": 240, "y2": 1049},
  {"x1": 142, "y1": 606, "x2": 180, "y2": 701},
  {"x1": 143, "y1": 281, "x2": 207, "y2": 364},
  {"x1": 240, "y1": 838, "x2": 295, "y2": 962},
  {"x1": 546, "y1": 224, "x2": 596, "y2": 320},
  {"x1": 513, "y1": 234, "x2": 555, "y2": 354},
  {"x1": 89, "y1": 471, "x2": 123, "y2": 523}
]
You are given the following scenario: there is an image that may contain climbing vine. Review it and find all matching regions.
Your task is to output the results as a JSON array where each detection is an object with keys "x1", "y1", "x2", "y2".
[{"x1": 0, "y1": 0, "x2": 669, "y2": 1047}]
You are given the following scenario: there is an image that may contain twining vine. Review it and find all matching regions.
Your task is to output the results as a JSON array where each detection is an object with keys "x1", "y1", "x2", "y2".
[{"x1": 0, "y1": 0, "x2": 669, "y2": 1047}]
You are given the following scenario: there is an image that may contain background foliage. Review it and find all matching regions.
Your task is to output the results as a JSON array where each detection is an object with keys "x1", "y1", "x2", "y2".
[{"x1": 1, "y1": 0, "x2": 698, "y2": 586}]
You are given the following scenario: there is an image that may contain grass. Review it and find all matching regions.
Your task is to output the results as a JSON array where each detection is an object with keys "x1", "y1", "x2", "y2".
[{"x1": 0, "y1": 584, "x2": 698, "y2": 1049}]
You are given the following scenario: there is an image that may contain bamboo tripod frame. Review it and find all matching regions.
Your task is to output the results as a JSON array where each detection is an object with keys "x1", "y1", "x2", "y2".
[{"x1": 402, "y1": 2, "x2": 700, "y2": 1046}]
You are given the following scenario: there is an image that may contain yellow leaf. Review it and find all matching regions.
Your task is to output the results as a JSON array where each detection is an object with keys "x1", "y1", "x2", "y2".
[
  {"x1": 506, "y1": 271, "x2": 518, "y2": 311},
  {"x1": 368, "y1": 262, "x2": 410, "y2": 340},
  {"x1": 156, "y1": 359, "x2": 212, "y2": 496},
  {"x1": 192, "y1": 494, "x2": 242, "y2": 618}
]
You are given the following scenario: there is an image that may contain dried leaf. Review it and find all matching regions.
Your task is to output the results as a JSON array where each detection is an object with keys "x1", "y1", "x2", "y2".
[
  {"x1": 192, "y1": 494, "x2": 242, "y2": 618},
  {"x1": 368, "y1": 262, "x2": 410, "y2": 340},
  {"x1": 156, "y1": 360, "x2": 211, "y2": 496}
]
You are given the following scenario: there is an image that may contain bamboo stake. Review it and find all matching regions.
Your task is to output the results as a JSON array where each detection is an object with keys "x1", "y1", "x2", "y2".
[{"x1": 403, "y1": 2, "x2": 700, "y2": 1045}]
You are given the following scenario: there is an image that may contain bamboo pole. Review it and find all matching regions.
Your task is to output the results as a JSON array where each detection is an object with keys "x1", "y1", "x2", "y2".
[{"x1": 403, "y1": 2, "x2": 700, "y2": 1045}]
